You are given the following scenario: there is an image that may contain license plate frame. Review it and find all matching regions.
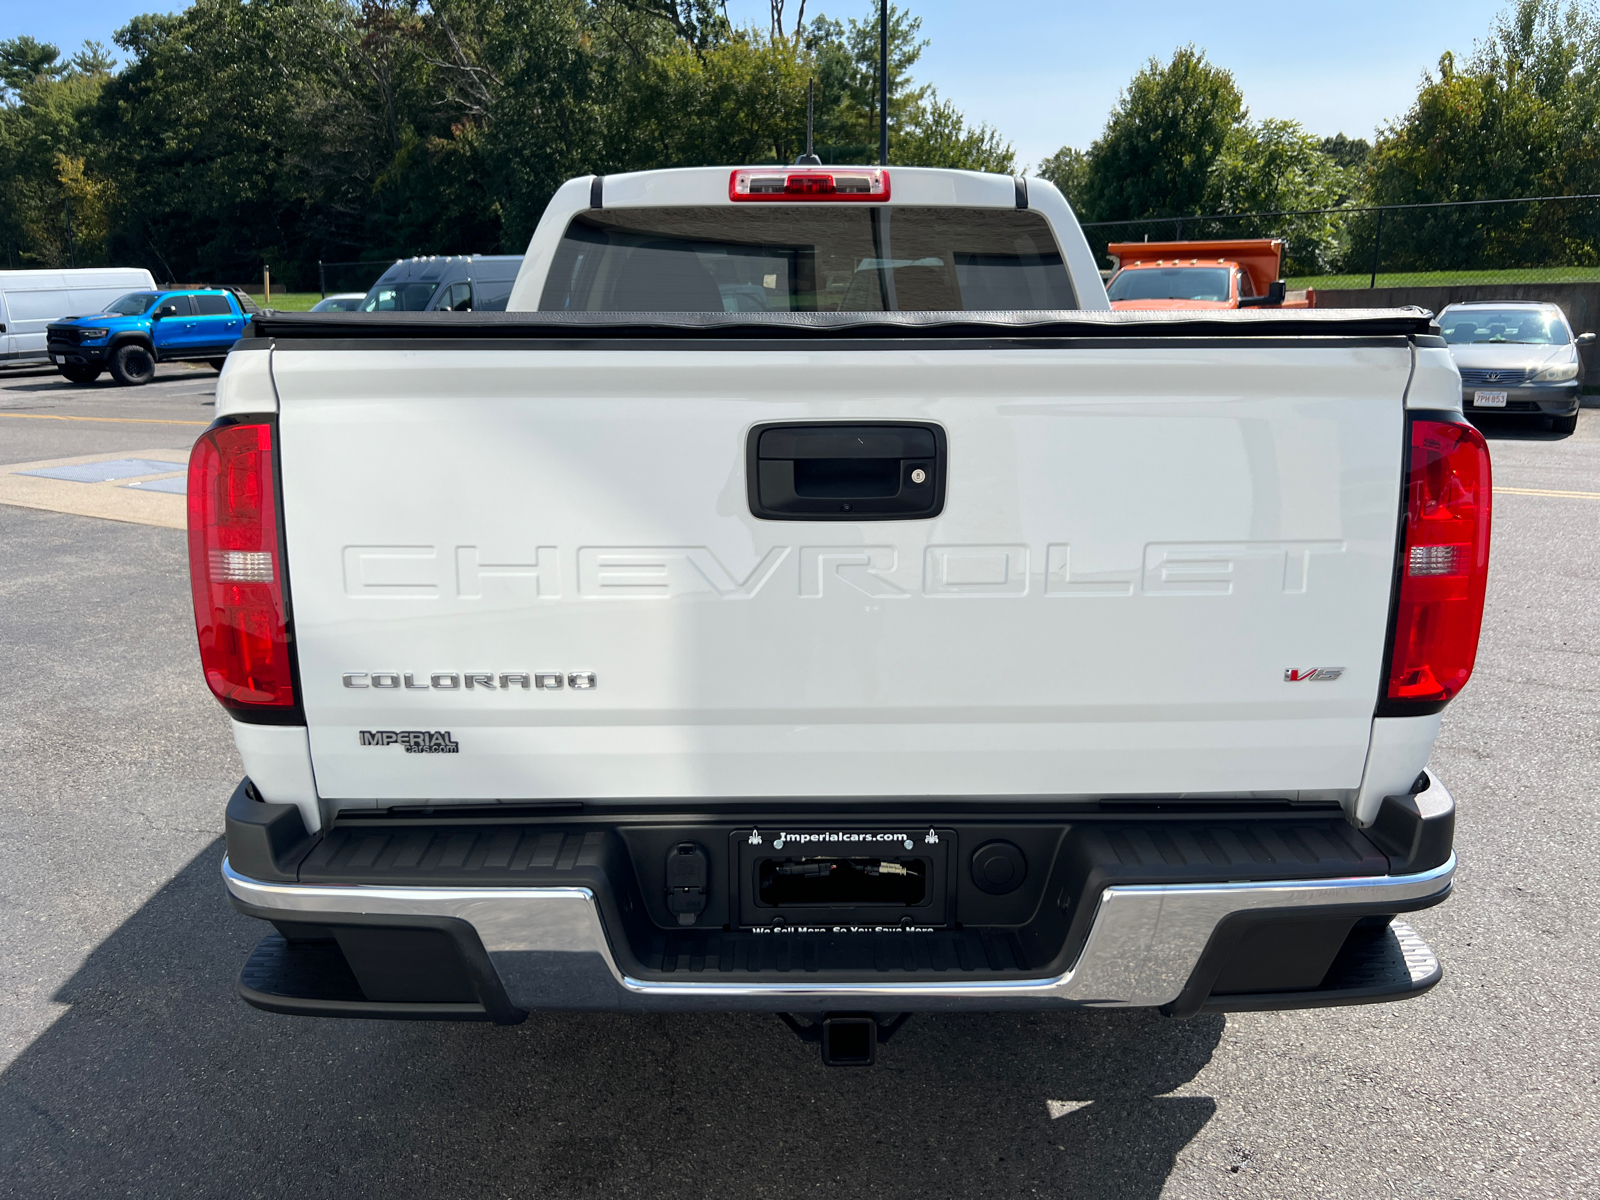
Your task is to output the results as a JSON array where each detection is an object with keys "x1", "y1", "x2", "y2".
[
  {"x1": 1474, "y1": 390, "x2": 1508, "y2": 408},
  {"x1": 734, "y1": 827, "x2": 953, "y2": 929}
]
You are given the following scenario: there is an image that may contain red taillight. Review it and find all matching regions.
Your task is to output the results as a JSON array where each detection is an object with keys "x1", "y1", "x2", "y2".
[
  {"x1": 187, "y1": 423, "x2": 296, "y2": 711},
  {"x1": 1385, "y1": 418, "x2": 1492, "y2": 706},
  {"x1": 784, "y1": 173, "x2": 836, "y2": 195},
  {"x1": 729, "y1": 167, "x2": 890, "y2": 201}
]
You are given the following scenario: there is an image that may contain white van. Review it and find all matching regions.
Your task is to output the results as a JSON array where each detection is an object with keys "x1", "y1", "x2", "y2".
[{"x1": 0, "y1": 268, "x2": 158, "y2": 364}]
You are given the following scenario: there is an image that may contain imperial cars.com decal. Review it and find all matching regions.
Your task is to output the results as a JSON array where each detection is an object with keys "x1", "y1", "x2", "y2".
[{"x1": 359, "y1": 730, "x2": 460, "y2": 753}]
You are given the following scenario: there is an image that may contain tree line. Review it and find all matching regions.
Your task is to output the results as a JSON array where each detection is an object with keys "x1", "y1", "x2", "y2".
[
  {"x1": 2, "y1": 0, "x2": 1596, "y2": 285},
  {"x1": 1040, "y1": 0, "x2": 1600, "y2": 276},
  {"x1": 0, "y1": 1, "x2": 1011, "y2": 287}
]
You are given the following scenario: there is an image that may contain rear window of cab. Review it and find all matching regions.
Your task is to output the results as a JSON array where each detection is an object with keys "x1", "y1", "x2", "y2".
[{"x1": 540, "y1": 206, "x2": 1077, "y2": 313}]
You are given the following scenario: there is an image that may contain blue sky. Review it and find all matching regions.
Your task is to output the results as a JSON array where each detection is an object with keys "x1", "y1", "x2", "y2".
[{"x1": 23, "y1": 0, "x2": 1514, "y2": 169}]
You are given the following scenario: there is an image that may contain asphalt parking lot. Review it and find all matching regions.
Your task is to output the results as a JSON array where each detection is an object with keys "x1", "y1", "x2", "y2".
[{"x1": 1, "y1": 363, "x2": 1597, "y2": 1199}]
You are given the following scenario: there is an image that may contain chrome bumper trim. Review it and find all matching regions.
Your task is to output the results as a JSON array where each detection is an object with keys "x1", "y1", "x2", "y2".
[{"x1": 223, "y1": 854, "x2": 1455, "y2": 1012}]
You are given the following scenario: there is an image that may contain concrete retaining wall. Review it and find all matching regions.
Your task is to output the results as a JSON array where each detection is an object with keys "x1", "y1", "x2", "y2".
[{"x1": 1313, "y1": 282, "x2": 1600, "y2": 385}]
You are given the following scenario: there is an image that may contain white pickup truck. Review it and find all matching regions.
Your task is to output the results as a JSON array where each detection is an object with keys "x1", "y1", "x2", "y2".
[{"x1": 196, "y1": 165, "x2": 1485, "y2": 1064}]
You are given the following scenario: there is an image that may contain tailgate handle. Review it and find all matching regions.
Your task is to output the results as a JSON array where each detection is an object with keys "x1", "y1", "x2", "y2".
[{"x1": 747, "y1": 422, "x2": 947, "y2": 521}]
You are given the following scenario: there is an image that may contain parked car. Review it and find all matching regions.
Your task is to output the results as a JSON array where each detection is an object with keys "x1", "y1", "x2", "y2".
[
  {"x1": 359, "y1": 255, "x2": 522, "y2": 313},
  {"x1": 1440, "y1": 301, "x2": 1595, "y2": 434},
  {"x1": 46, "y1": 288, "x2": 249, "y2": 385},
  {"x1": 204, "y1": 166, "x2": 1470, "y2": 1063},
  {"x1": 1104, "y1": 239, "x2": 1311, "y2": 309},
  {"x1": 309, "y1": 293, "x2": 367, "y2": 312},
  {"x1": 0, "y1": 267, "x2": 156, "y2": 365}
]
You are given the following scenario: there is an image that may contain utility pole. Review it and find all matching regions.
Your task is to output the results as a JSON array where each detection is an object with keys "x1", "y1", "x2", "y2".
[
  {"x1": 1368, "y1": 209, "x2": 1385, "y2": 290},
  {"x1": 878, "y1": 0, "x2": 889, "y2": 165},
  {"x1": 63, "y1": 195, "x2": 77, "y2": 268}
]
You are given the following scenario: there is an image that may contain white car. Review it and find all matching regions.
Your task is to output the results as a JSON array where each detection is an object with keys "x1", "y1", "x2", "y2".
[
  {"x1": 308, "y1": 293, "x2": 367, "y2": 313},
  {"x1": 199, "y1": 166, "x2": 1474, "y2": 1063}
]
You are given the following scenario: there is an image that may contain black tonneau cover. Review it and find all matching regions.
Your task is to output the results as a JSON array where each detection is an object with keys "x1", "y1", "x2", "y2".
[{"x1": 245, "y1": 307, "x2": 1441, "y2": 344}]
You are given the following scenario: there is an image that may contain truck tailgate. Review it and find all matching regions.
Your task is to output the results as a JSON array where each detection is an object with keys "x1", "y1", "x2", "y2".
[{"x1": 270, "y1": 337, "x2": 1409, "y2": 804}]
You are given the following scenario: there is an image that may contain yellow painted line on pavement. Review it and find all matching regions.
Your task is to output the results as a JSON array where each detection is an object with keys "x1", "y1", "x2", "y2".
[
  {"x1": 1496, "y1": 486, "x2": 1600, "y2": 500},
  {"x1": 0, "y1": 412, "x2": 208, "y2": 426}
]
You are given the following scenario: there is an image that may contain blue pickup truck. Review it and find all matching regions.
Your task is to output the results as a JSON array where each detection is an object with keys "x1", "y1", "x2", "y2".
[{"x1": 46, "y1": 287, "x2": 255, "y2": 386}]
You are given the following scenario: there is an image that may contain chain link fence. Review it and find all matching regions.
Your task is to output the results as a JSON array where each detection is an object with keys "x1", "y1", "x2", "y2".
[
  {"x1": 316, "y1": 259, "x2": 398, "y2": 297},
  {"x1": 1079, "y1": 194, "x2": 1600, "y2": 291}
]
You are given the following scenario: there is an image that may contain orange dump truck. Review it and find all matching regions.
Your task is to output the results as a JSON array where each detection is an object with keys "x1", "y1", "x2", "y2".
[{"x1": 1104, "y1": 239, "x2": 1314, "y2": 309}]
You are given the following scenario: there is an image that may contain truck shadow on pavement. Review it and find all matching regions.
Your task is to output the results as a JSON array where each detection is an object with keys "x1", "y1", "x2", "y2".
[{"x1": 0, "y1": 841, "x2": 1223, "y2": 1199}]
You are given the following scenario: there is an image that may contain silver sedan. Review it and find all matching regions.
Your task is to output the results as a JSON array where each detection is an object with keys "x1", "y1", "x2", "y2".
[
  {"x1": 308, "y1": 293, "x2": 368, "y2": 313},
  {"x1": 1440, "y1": 301, "x2": 1594, "y2": 434}
]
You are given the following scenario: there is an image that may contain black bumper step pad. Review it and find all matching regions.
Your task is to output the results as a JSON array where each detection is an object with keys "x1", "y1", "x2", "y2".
[
  {"x1": 241, "y1": 934, "x2": 363, "y2": 1002},
  {"x1": 297, "y1": 826, "x2": 607, "y2": 884},
  {"x1": 237, "y1": 934, "x2": 495, "y2": 1021},
  {"x1": 1078, "y1": 817, "x2": 1388, "y2": 883},
  {"x1": 1202, "y1": 920, "x2": 1442, "y2": 1013},
  {"x1": 298, "y1": 817, "x2": 1384, "y2": 887}
]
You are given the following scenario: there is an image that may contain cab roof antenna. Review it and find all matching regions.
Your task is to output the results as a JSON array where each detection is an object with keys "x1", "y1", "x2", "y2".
[{"x1": 795, "y1": 78, "x2": 822, "y2": 166}]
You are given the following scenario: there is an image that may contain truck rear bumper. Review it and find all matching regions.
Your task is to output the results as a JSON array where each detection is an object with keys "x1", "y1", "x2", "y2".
[{"x1": 223, "y1": 842, "x2": 1454, "y2": 1017}]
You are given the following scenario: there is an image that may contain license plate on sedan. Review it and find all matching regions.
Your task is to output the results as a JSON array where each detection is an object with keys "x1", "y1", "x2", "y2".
[{"x1": 1474, "y1": 391, "x2": 1508, "y2": 408}]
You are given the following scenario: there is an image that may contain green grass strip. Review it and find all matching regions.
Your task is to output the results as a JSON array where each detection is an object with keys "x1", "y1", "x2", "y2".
[
  {"x1": 245, "y1": 292, "x2": 326, "y2": 312},
  {"x1": 1292, "y1": 267, "x2": 1600, "y2": 289}
]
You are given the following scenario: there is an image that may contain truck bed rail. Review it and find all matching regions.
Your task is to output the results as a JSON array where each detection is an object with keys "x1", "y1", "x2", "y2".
[{"x1": 243, "y1": 306, "x2": 1442, "y2": 345}]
